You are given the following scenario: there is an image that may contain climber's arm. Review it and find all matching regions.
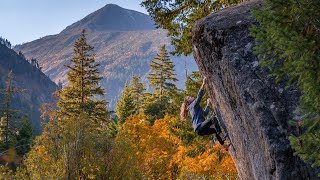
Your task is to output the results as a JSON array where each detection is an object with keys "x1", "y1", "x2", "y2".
[
  {"x1": 194, "y1": 77, "x2": 206, "y2": 105},
  {"x1": 203, "y1": 98, "x2": 211, "y2": 116}
]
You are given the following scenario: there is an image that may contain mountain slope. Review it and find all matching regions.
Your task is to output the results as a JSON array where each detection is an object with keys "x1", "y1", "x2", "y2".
[
  {"x1": 14, "y1": 4, "x2": 197, "y2": 108},
  {"x1": 62, "y1": 4, "x2": 155, "y2": 33},
  {"x1": 0, "y1": 44, "x2": 58, "y2": 134}
]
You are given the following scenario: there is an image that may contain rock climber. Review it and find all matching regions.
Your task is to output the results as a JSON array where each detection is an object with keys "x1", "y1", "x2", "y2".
[{"x1": 180, "y1": 76, "x2": 229, "y2": 150}]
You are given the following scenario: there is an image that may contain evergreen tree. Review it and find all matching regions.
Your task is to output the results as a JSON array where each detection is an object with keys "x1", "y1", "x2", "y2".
[
  {"x1": 147, "y1": 45, "x2": 177, "y2": 96},
  {"x1": 0, "y1": 37, "x2": 11, "y2": 48},
  {"x1": 57, "y1": 80, "x2": 63, "y2": 90},
  {"x1": 144, "y1": 45, "x2": 178, "y2": 124},
  {"x1": 13, "y1": 116, "x2": 33, "y2": 156},
  {"x1": 30, "y1": 58, "x2": 41, "y2": 70},
  {"x1": 141, "y1": 0, "x2": 242, "y2": 55},
  {"x1": 56, "y1": 29, "x2": 109, "y2": 125},
  {"x1": 0, "y1": 71, "x2": 19, "y2": 147},
  {"x1": 252, "y1": 0, "x2": 320, "y2": 169},
  {"x1": 18, "y1": 51, "x2": 25, "y2": 60},
  {"x1": 115, "y1": 81, "x2": 136, "y2": 124},
  {"x1": 130, "y1": 76, "x2": 145, "y2": 112},
  {"x1": 143, "y1": 94, "x2": 168, "y2": 125},
  {"x1": 51, "y1": 30, "x2": 110, "y2": 178}
]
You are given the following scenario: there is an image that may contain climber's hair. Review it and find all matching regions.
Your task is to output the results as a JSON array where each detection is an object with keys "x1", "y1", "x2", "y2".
[{"x1": 180, "y1": 96, "x2": 195, "y2": 120}]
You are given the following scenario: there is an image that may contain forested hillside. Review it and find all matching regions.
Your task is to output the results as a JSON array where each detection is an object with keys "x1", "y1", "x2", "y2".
[{"x1": 0, "y1": 42, "x2": 58, "y2": 134}]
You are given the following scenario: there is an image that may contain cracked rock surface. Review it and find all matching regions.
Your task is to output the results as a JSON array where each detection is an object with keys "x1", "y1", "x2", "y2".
[{"x1": 192, "y1": 1, "x2": 318, "y2": 179}]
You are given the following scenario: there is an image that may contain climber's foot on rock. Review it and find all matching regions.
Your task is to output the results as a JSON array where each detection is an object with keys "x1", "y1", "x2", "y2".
[
  {"x1": 222, "y1": 143, "x2": 231, "y2": 151},
  {"x1": 219, "y1": 132, "x2": 227, "y2": 142}
]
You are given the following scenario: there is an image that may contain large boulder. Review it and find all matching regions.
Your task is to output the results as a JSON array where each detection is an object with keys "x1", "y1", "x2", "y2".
[{"x1": 192, "y1": 0, "x2": 318, "y2": 179}]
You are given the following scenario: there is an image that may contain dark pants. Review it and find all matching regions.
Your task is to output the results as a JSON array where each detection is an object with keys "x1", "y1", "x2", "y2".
[{"x1": 195, "y1": 117, "x2": 224, "y2": 145}]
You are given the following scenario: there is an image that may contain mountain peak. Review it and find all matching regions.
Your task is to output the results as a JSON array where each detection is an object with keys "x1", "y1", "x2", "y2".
[
  {"x1": 103, "y1": 3, "x2": 122, "y2": 9},
  {"x1": 61, "y1": 4, "x2": 155, "y2": 33}
]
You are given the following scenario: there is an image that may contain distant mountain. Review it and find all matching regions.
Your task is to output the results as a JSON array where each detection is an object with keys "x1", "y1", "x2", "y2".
[
  {"x1": 62, "y1": 4, "x2": 155, "y2": 33},
  {"x1": 14, "y1": 4, "x2": 198, "y2": 109},
  {"x1": 0, "y1": 44, "x2": 58, "y2": 134}
]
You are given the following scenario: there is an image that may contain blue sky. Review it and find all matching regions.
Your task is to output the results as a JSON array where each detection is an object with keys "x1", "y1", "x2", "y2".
[{"x1": 0, "y1": 0, "x2": 146, "y2": 45}]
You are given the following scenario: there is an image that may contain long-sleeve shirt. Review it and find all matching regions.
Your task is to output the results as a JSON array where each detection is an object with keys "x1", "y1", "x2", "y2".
[{"x1": 189, "y1": 87, "x2": 209, "y2": 131}]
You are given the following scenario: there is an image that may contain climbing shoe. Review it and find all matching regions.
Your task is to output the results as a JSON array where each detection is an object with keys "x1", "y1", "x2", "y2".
[
  {"x1": 222, "y1": 132, "x2": 229, "y2": 142},
  {"x1": 222, "y1": 144, "x2": 231, "y2": 151}
]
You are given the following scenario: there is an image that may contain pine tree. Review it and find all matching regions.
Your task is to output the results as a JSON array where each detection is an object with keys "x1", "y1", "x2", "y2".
[
  {"x1": 130, "y1": 76, "x2": 145, "y2": 112},
  {"x1": 56, "y1": 29, "x2": 109, "y2": 125},
  {"x1": 14, "y1": 116, "x2": 33, "y2": 156},
  {"x1": 57, "y1": 80, "x2": 63, "y2": 90},
  {"x1": 54, "y1": 30, "x2": 110, "y2": 178},
  {"x1": 144, "y1": 45, "x2": 178, "y2": 124},
  {"x1": 143, "y1": 94, "x2": 168, "y2": 125},
  {"x1": 115, "y1": 81, "x2": 136, "y2": 124},
  {"x1": 147, "y1": 45, "x2": 178, "y2": 96},
  {"x1": 252, "y1": 0, "x2": 320, "y2": 169},
  {"x1": 0, "y1": 71, "x2": 19, "y2": 147},
  {"x1": 0, "y1": 37, "x2": 11, "y2": 48}
]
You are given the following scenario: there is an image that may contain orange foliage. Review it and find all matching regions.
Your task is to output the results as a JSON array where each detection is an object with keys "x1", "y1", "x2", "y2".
[
  {"x1": 118, "y1": 113, "x2": 237, "y2": 179},
  {"x1": 177, "y1": 145, "x2": 237, "y2": 178}
]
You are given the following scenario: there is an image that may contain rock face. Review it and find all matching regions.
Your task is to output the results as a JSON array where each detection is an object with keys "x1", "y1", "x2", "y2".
[{"x1": 192, "y1": 1, "x2": 318, "y2": 179}]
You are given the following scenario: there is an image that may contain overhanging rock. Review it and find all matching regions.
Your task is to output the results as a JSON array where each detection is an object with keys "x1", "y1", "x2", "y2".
[{"x1": 192, "y1": 0, "x2": 318, "y2": 179}]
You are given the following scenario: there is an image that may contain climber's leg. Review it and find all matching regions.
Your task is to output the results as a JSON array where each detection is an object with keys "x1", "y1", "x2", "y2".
[
  {"x1": 215, "y1": 134, "x2": 225, "y2": 145},
  {"x1": 211, "y1": 116, "x2": 222, "y2": 134},
  {"x1": 195, "y1": 118, "x2": 217, "y2": 136}
]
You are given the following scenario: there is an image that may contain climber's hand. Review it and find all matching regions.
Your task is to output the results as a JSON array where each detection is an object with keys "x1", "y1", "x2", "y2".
[
  {"x1": 201, "y1": 76, "x2": 207, "y2": 89},
  {"x1": 202, "y1": 76, "x2": 207, "y2": 85},
  {"x1": 207, "y1": 98, "x2": 211, "y2": 105}
]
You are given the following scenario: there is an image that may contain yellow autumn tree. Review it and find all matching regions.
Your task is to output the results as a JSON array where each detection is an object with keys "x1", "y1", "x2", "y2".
[
  {"x1": 118, "y1": 114, "x2": 180, "y2": 178},
  {"x1": 23, "y1": 119, "x2": 64, "y2": 179},
  {"x1": 117, "y1": 113, "x2": 237, "y2": 179}
]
